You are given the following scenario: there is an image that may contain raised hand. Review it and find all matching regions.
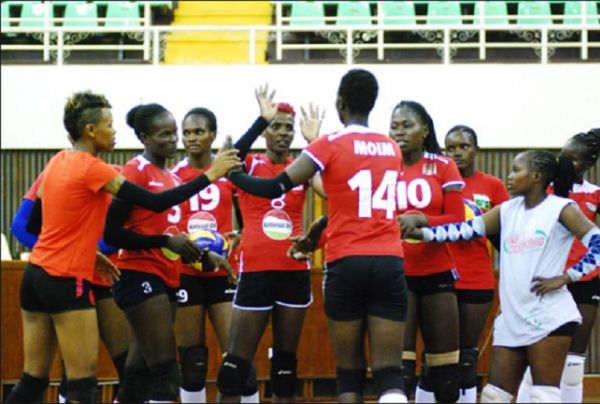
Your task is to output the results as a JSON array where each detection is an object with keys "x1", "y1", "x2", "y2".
[
  {"x1": 95, "y1": 251, "x2": 120, "y2": 283},
  {"x1": 256, "y1": 83, "x2": 278, "y2": 121},
  {"x1": 300, "y1": 102, "x2": 325, "y2": 143},
  {"x1": 206, "y1": 149, "x2": 242, "y2": 181}
]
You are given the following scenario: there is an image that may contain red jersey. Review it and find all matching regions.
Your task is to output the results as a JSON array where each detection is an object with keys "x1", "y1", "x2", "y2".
[
  {"x1": 116, "y1": 155, "x2": 183, "y2": 288},
  {"x1": 565, "y1": 180, "x2": 600, "y2": 281},
  {"x1": 449, "y1": 171, "x2": 509, "y2": 289},
  {"x1": 237, "y1": 154, "x2": 308, "y2": 272},
  {"x1": 170, "y1": 157, "x2": 237, "y2": 277},
  {"x1": 303, "y1": 125, "x2": 404, "y2": 263},
  {"x1": 30, "y1": 150, "x2": 119, "y2": 281},
  {"x1": 399, "y1": 152, "x2": 464, "y2": 276}
]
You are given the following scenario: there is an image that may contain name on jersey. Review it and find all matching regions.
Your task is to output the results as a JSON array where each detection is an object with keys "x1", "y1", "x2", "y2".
[{"x1": 353, "y1": 140, "x2": 396, "y2": 157}]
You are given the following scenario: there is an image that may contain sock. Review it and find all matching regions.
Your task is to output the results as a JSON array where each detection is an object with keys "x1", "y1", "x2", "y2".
[
  {"x1": 516, "y1": 366, "x2": 532, "y2": 403},
  {"x1": 379, "y1": 391, "x2": 408, "y2": 403},
  {"x1": 415, "y1": 385, "x2": 436, "y2": 403},
  {"x1": 459, "y1": 386, "x2": 477, "y2": 403},
  {"x1": 180, "y1": 387, "x2": 206, "y2": 403},
  {"x1": 58, "y1": 393, "x2": 67, "y2": 403},
  {"x1": 241, "y1": 390, "x2": 260, "y2": 403}
]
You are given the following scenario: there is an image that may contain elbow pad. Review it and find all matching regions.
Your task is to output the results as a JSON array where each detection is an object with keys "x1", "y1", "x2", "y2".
[
  {"x1": 423, "y1": 216, "x2": 486, "y2": 243},
  {"x1": 566, "y1": 227, "x2": 600, "y2": 282}
]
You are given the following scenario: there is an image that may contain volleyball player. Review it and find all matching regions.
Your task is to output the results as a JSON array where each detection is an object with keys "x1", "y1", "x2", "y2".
[
  {"x1": 11, "y1": 170, "x2": 131, "y2": 403},
  {"x1": 226, "y1": 69, "x2": 409, "y2": 403},
  {"x1": 212, "y1": 97, "x2": 315, "y2": 403},
  {"x1": 406, "y1": 150, "x2": 599, "y2": 403},
  {"x1": 4, "y1": 90, "x2": 240, "y2": 404},
  {"x1": 171, "y1": 87, "x2": 279, "y2": 403},
  {"x1": 444, "y1": 125, "x2": 509, "y2": 403},
  {"x1": 517, "y1": 129, "x2": 600, "y2": 403},
  {"x1": 391, "y1": 101, "x2": 465, "y2": 403}
]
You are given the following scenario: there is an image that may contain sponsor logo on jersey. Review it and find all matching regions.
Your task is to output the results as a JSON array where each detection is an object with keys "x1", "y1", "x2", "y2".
[
  {"x1": 262, "y1": 209, "x2": 293, "y2": 240},
  {"x1": 224, "y1": 288, "x2": 236, "y2": 294},
  {"x1": 187, "y1": 211, "x2": 218, "y2": 233},
  {"x1": 161, "y1": 225, "x2": 182, "y2": 260},
  {"x1": 473, "y1": 193, "x2": 491, "y2": 211},
  {"x1": 148, "y1": 181, "x2": 165, "y2": 187},
  {"x1": 353, "y1": 140, "x2": 396, "y2": 157},
  {"x1": 503, "y1": 230, "x2": 547, "y2": 254}
]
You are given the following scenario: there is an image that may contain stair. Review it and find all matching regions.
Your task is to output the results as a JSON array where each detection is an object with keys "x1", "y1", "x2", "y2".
[{"x1": 164, "y1": 1, "x2": 272, "y2": 64}]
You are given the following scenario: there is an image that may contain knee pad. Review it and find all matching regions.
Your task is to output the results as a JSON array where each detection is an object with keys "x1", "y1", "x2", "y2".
[
  {"x1": 428, "y1": 364, "x2": 460, "y2": 403},
  {"x1": 217, "y1": 354, "x2": 251, "y2": 396},
  {"x1": 458, "y1": 347, "x2": 479, "y2": 389},
  {"x1": 530, "y1": 385, "x2": 560, "y2": 403},
  {"x1": 481, "y1": 383, "x2": 513, "y2": 403},
  {"x1": 336, "y1": 367, "x2": 367, "y2": 394},
  {"x1": 562, "y1": 354, "x2": 585, "y2": 387},
  {"x1": 66, "y1": 376, "x2": 98, "y2": 403},
  {"x1": 241, "y1": 364, "x2": 259, "y2": 396},
  {"x1": 149, "y1": 360, "x2": 181, "y2": 401},
  {"x1": 117, "y1": 365, "x2": 151, "y2": 403},
  {"x1": 372, "y1": 366, "x2": 404, "y2": 397},
  {"x1": 270, "y1": 351, "x2": 297, "y2": 398},
  {"x1": 178, "y1": 345, "x2": 208, "y2": 391},
  {"x1": 5, "y1": 372, "x2": 49, "y2": 403}
]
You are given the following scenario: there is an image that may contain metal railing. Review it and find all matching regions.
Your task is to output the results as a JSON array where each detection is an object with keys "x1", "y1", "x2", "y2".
[{"x1": 1, "y1": 1, "x2": 599, "y2": 65}]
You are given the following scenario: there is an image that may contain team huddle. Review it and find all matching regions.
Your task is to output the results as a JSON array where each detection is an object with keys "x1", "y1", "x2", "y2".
[{"x1": 5, "y1": 69, "x2": 600, "y2": 404}]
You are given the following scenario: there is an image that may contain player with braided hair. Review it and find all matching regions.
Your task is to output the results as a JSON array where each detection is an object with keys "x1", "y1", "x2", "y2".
[
  {"x1": 392, "y1": 101, "x2": 465, "y2": 403},
  {"x1": 406, "y1": 150, "x2": 599, "y2": 403},
  {"x1": 444, "y1": 125, "x2": 509, "y2": 403},
  {"x1": 517, "y1": 129, "x2": 600, "y2": 403}
]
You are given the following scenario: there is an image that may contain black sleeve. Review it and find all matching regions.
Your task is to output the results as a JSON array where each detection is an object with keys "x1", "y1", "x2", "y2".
[
  {"x1": 234, "y1": 117, "x2": 270, "y2": 160},
  {"x1": 103, "y1": 198, "x2": 170, "y2": 250},
  {"x1": 116, "y1": 174, "x2": 211, "y2": 213},
  {"x1": 228, "y1": 170, "x2": 294, "y2": 199},
  {"x1": 26, "y1": 198, "x2": 42, "y2": 235},
  {"x1": 232, "y1": 193, "x2": 244, "y2": 231}
]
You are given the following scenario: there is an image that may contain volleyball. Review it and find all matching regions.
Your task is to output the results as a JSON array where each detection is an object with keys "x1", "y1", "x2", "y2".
[{"x1": 188, "y1": 230, "x2": 229, "y2": 271}]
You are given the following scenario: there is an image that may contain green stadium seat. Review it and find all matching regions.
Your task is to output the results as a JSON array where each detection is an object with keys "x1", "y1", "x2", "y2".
[
  {"x1": 517, "y1": 1, "x2": 552, "y2": 25},
  {"x1": 1, "y1": 2, "x2": 10, "y2": 27},
  {"x1": 427, "y1": 1, "x2": 462, "y2": 25},
  {"x1": 381, "y1": 1, "x2": 416, "y2": 25},
  {"x1": 18, "y1": 1, "x2": 52, "y2": 28},
  {"x1": 335, "y1": 1, "x2": 372, "y2": 26},
  {"x1": 105, "y1": 1, "x2": 141, "y2": 27},
  {"x1": 474, "y1": 1, "x2": 509, "y2": 25},
  {"x1": 563, "y1": 1, "x2": 599, "y2": 25},
  {"x1": 63, "y1": 1, "x2": 98, "y2": 27},
  {"x1": 289, "y1": 1, "x2": 325, "y2": 26}
]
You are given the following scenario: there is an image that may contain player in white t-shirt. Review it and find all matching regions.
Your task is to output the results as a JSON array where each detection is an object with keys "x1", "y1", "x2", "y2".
[{"x1": 406, "y1": 150, "x2": 599, "y2": 403}]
